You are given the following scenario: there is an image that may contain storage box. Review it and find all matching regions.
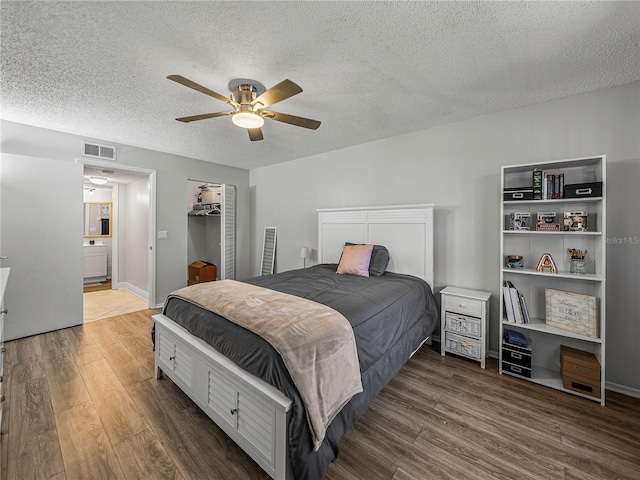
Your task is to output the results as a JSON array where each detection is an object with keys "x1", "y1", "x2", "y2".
[
  {"x1": 502, "y1": 342, "x2": 532, "y2": 369},
  {"x1": 200, "y1": 188, "x2": 221, "y2": 204},
  {"x1": 504, "y1": 187, "x2": 534, "y2": 201},
  {"x1": 501, "y1": 361, "x2": 532, "y2": 378},
  {"x1": 188, "y1": 261, "x2": 217, "y2": 285},
  {"x1": 564, "y1": 182, "x2": 602, "y2": 199},
  {"x1": 561, "y1": 346, "x2": 601, "y2": 399},
  {"x1": 561, "y1": 346, "x2": 600, "y2": 381}
]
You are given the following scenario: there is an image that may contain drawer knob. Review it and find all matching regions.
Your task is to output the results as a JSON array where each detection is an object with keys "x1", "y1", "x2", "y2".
[
  {"x1": 169, "y1": 356, "x2": 175, "y2": 361},
  {"x1": 230, "y1": 408, "x2": 238, "y2": 415},
  {"x1": 0, "y1": 309, "x2": 7, "y2": 315}
]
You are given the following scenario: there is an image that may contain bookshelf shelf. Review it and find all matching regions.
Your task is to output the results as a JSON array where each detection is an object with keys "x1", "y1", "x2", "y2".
[
  {"x1": 500, "y1": 155, "x2": 606, "y2": 405},
  {"x1": 500, "y1": 268, "x2": 603, "y2": 281},
  {"x1": 503, "y1": 365, "x2": 604, "y2": 402},
  {"x1": 502, "y1": 230, "x2": 602, "y2": 236},
  {"x1": 504, "y1": 197, "x2": 602, "y2": 205},
  {"x1": 501, "y1": 319, "x2": 602, "y2": 343}
]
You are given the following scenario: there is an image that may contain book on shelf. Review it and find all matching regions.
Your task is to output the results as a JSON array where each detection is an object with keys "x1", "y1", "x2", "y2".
[
  {"x1": 502, "y1": 281, "x2": 529, "y2": 324},
  {"x1": 537, "y1": 171, "x2": 565, "y2": 199},
  {"x1": 532, "y1": 170, "x2": 542, "y2": 200},
  {"x1": 503, "y1": 282, "x2": 516, "y2": 323},
  {"x1": 519, "y1": 292, "x2": 530, "y2": 324}
]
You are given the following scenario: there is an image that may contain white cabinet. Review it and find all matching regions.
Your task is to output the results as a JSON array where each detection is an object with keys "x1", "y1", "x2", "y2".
[
  {"x1": 154, "y1": 315, "x2": 292, "y2": 480},
  {"x1": 499, "y1": 155, "x2": 606, "y2": 404},
  {"x1": 83, "y1": 245, "x2": 107, "y2": 280},
  {"x1": 440, "y1": 286, "x2": 491, "y2": 368}
]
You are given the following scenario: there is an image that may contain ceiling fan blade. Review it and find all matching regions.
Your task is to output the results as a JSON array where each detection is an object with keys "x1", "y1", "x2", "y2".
[
  {"x1": 168, "y1": 75, "x2": 233, "y2": 104},
  {"x1": 248, "y1": 128, "x2": 264, "y2": 141},
  {"x1": 266, "y1": 111, "x2": 321, "y2": 130},
  {"x1": 175, "y1": 111, "x2": 234, "y2": 123},
  {"x1": 252, "y1": 79, "x2": 303, "y2": 108}
]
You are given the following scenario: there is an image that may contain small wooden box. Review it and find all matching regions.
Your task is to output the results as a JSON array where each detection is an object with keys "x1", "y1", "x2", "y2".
[
  {"x1": 561, "y1": 346, "x2": 601, "y2": 398},
  {"x1": 188, "y1": 261, "x2": 217, "y2": 285}
]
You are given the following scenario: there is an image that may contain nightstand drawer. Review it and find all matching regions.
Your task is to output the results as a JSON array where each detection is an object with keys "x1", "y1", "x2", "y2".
[
  {"x1": 444, "y1": 312, "x2": 481, "y2": 339},
  {"x1": 443, "y1": 295, "x2": 483, "y2": 317},
  {"x1": 444, "y1": 332, "x2": 481, "y2": 360}
]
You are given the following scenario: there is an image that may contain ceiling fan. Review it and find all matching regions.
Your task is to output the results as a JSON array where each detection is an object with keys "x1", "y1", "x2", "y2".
[{"x1": 167, "y1": 75, "x2": 321, "y2": 141}]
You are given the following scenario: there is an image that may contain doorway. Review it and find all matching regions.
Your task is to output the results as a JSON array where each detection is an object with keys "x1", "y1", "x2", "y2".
[{"x1": 80, "y1": 160, "x2": 157, "y2": 322}]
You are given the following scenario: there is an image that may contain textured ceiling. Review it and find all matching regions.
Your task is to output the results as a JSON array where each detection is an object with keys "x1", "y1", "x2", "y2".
[{"x1": 2, "y1": 1, "x2": 639, "y2": 170}]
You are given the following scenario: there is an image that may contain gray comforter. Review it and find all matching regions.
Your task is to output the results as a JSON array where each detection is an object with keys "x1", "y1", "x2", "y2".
[{"x1": 161, "y1": 264, "x2": 439, "y2": 480}]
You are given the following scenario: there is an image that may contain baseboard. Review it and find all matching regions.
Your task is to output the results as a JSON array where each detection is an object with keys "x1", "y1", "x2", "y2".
[
  {"x1": 117, "y1": 281, "x2": 148, "y2": 302},
  {"x1": 605, "y1": 381, "x2": 640, "y2": 399}
]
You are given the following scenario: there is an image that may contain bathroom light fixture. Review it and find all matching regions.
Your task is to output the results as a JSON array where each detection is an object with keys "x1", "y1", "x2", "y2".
[
  {"x1": 232, "y1": 111, "x2": 264, "y2": 129},
  {"x1": 89, "y1": 176, "x2": 108, "y2": 185}
]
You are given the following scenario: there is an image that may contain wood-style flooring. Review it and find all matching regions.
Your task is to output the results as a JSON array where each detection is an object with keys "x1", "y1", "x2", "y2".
[
  {"x1": 2, "y1": 310, "x2": 639, "y2": 480},
  {"x1": 83, "y1": 287, "x2": 148, "y2": 323}
]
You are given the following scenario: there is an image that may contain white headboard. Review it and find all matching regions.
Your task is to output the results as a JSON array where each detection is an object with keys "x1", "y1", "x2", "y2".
[{"x1": 317, "y1": 204, "x2": 434, "y2": 287}]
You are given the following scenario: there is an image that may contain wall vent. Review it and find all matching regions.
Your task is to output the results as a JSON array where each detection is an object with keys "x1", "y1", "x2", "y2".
[{"x1": 81, "y1": 142, "x2": 117, "y2": 161}]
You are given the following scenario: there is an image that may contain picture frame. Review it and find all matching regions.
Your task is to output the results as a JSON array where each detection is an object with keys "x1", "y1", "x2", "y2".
[{"x1": 545, "y1": 289, "x2": 598, "y2": 338}]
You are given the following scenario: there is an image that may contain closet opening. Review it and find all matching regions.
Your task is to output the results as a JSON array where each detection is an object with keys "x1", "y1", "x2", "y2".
[{"x1": 187, "y1": 180, "x2": 236, "y2": 284}]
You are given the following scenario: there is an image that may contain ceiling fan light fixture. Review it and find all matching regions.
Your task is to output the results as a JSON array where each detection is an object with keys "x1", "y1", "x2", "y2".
[
  {"x1": 89, "y1": 176, "x2": 108, "y2": 185},
  {"x1": 232, "y1": 112, "x2": 264, "y2": 129}
]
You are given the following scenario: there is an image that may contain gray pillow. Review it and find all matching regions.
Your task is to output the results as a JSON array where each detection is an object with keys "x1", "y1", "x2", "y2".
[{"x1": 345, "y1": 242, "x2": 389, "y2": 276}]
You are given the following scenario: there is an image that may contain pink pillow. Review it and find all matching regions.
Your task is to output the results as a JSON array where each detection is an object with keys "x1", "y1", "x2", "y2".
[{"x1": 336, "y1": 244, "x2": 374, "y2": 277}]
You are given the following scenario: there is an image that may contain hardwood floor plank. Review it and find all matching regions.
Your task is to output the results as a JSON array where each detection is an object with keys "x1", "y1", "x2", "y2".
[
  {"x1": 128, "y1": 378, "x2": 218, "y2": 480},
  {"x1": 419, "y1": 404, "x2": 564, "y2": 480},
  {"x1": 102, "y1": 311, "x2": 156, "y2": 377},
  {"x1": 63, "y1": 324, "x2": 104, "y2": 365},
  {"x1": 84, "y1": 320, "x2": 151, "y2": 386},
  {"x1": 324, "y1": 460, "x2": 367, "y2": 480},
  {"x1": 6, "y1": 377, "x2": 64, "y2": 480},
  {"x1": 5, "y1": 335, "x2": 44, "y2": 385},
  {"x1": 78, "y1": 358, "x2": 149, "y2": 446},
  {"x1": 39, "y1": 329, "x2": 92, "y2": 413},
  {"x1": 113, "y1": 427, "x2": 183, "y2": 480},
  {"x1": 56, "y1": 401, "x2": 123, "y2": 479}
]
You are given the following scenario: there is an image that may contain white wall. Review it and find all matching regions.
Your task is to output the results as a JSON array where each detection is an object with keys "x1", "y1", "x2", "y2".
[
  {"x1": 1, "y1": 120, "x2": 251, "y2": 339},
  {"x1": 119, "y1": 176, "x2": 149, "y2": 295},
  {"x1": 250, "y1": 81, "x2": 640, "y2": 394}
]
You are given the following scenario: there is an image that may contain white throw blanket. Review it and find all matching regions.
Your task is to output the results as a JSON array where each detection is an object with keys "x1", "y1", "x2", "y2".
[{"x1": 169, "y1": 280, "x2": 363, "y2": 450}]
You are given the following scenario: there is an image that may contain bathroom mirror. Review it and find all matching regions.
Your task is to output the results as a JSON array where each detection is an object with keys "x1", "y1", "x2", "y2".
[{"x1": 84, "y1": 202, "x2": 112, "y2": 238}]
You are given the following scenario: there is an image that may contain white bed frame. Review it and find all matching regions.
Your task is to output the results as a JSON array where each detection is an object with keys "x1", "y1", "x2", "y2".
[{"x1": 154, "y1": 203, "x2": 434, "y2": 480}]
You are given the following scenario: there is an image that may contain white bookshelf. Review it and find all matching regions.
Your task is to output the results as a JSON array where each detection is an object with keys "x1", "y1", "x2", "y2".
[{"x1": 499, "y1": 155, "x2": 606, "y2": 405}]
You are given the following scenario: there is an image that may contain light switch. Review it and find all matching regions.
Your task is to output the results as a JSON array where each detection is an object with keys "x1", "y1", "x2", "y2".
[{"x1": 158, "y1": 230, "x2": 168, "y2": 240}]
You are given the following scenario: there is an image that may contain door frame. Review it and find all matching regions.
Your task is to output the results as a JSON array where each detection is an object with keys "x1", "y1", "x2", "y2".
[{"x1": 78, "y1": 159, "x2": 157, "y2": 308}]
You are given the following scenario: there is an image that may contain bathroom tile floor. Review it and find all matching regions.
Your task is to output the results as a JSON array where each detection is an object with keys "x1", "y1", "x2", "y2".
[{"x1": 83, "y1": 288, "x2": 148, "y2": 323}]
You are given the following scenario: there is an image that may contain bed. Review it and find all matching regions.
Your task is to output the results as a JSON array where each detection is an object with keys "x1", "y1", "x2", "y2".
[{"x1": 153, "y1": 204, "x2": 437, "y2": 480}]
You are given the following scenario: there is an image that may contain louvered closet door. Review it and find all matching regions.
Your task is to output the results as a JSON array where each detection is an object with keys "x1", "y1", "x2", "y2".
[{"x1": 220, "y1": 184, "x2": 236, "y2": 280}]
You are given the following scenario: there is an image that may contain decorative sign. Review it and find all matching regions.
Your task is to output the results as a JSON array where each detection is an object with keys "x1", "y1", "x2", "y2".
[
  {"x1": 536, "y1": 253, "x2": 557, "y2": 273},
  {"x1": 545, "y1": 289, "x2": 598, "y2": 338}
]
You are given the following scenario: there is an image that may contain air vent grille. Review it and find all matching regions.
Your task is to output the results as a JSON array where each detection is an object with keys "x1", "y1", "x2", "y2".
[{"x1": 82, "y1": 142, "x2": 117, "y2": 161}]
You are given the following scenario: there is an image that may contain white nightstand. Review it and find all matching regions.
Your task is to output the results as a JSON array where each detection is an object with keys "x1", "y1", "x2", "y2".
[{"x1": 440, "y1": 286, "x2": 491, "y2": 368}]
